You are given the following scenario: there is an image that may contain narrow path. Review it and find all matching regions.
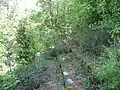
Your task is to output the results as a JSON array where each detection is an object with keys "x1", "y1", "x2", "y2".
[{"x1": 41, "y1": 60, "x2": 86, "y2": 90}]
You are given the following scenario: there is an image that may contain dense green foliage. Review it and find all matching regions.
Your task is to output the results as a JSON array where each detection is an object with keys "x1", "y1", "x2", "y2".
[{"x1": 0, "y1": 0, "x2": 120, "y2": 90}]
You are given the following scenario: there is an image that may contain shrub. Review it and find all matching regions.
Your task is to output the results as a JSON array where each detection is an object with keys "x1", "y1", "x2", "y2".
[{"x1": 95, "y1": 46, "x2": 120, "y2": 90}]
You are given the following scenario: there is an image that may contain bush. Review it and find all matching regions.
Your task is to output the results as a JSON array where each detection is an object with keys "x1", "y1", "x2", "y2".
[
  {"x1": 0, "y1": 74, "x2": 16, "y2": 90},
  {"x1": 95, "y1": 46, "x2": 120, "y2": 90}
]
